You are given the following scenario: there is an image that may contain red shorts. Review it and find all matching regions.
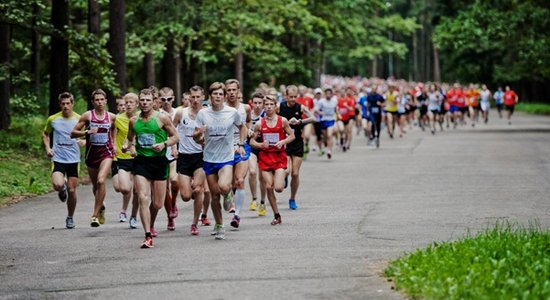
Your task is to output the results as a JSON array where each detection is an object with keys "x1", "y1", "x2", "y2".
[
  {"x1": 85, "y1": 146, "x2": 114, "y2": 169},
  {"x1": 258, "y1": 151, "x2": 287, "y2": 172}
]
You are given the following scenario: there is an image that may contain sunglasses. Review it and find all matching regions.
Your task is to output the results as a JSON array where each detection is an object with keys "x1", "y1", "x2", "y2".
[{"x1": 161, "y1": 97, "x2": 173, "y2": 102}]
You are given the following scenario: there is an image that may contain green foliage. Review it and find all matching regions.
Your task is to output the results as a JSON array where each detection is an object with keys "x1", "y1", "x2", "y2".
[
  {"x1": 9, "y1": 93, "x2": 41, "y2": 118},
  {"x1": 515, "y1": 103, "x2": 550, "y2": 116},
  {"x1": 434, "y1": 0, "x2": 550, "y2": 84},
  {"x1": 385, "y1": 221, "x2": 550, "y2": 299}
]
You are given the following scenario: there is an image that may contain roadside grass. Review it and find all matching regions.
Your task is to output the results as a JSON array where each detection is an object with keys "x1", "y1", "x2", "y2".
[
  {"x1": 0, "y1": 115, "x2": 88, "y2": 206},
  {"x1": 516, "y1": 103, "x2": 550, "y2": 115},
  {"x1": 384, "y1": 222, "x2": 550, "y2": 299}
]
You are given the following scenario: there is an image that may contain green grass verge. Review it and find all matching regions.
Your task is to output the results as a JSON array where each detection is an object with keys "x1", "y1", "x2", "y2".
[
  {"x1": 384, "y1": 222, "x2": 550, "y2": 299},
  {"x1": 515, "y1": 103, "x2": 550, "y2": 115}
]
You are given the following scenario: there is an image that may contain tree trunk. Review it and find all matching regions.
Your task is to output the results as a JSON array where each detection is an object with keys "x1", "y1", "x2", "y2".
[
  {"x1": 234, "y1": 52, "x2": 243, "y2": 89},
  {"x1": 161, "y1": 37, "x2": 176, "y2": 89},
  {"x1": 88, "y1": 0, "x2": 100, "y2": 36},
  {"x1": 432, "y1": 40, "x2": 441, "y2": 83},
  {"x1": 31, "y1": 4, "x2": 40, "y2": 92},
  {"x1": 108, "y1": 0, "x2": 126, "y2": 112},
  {"x1": 144, "y1": 52, "x2": 155, "y2": 87},
  {"x1": 50, "y1": 0, "x2": 69, "y2": 116},
  {"x1": 174, "y1": 54, "x2": 181, "y2": 106},
  {"x1": 412, "y1": 29, "x2": 419, "y2": 81},
  {"x1": 0, "y1": 22, "x2": 10, "y2": 130}
]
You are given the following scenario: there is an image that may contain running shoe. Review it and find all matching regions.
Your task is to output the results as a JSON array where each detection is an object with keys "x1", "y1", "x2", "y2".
[
  {"x1": 327, "y1": 152, "x2": 332, "y2": 160},
  {"x1": 200, "y1": 215, "x2": 211, "y2": 226},
  {"x1": 169, "y1": 205, "x2": 179, "y2": 219},
  {"x1": 129, "y1": 216, "x2": 138, "y2": 229},
  {"x1": 249, "y1": 200, "x2": 258, "y2": 211},
  {"x1": 90, "y1": 216, "x2": 100, "y2": 227},
  {"x1": 258, "y1": 203, "x2": 266, "y2": 216},
  {"x1": 271, "y1": 216, "x2": 282, "y2": 225},
  {"x1": 58, "y1": 185, "x2": 68, "y2": 203},
  {"x1": 289, "y1": 199, "x2": 298, "y2": 210},
  {"x1": 214, "y1": 224, "x2": 225, "y2": 240},
  {"x1": 229, "y1": 203, "x2": 236, "y2": 213},
  {"x1": 223, "y1": 192, "x2": 234, "y2": 211},
  {"x1": 98, "y1": 206, "x2": 106, "y2": 224},
  {"x1": 191, "y1": 224, "x2": 199, "y2": 236},
  {"x1": 167, "y1": 217, "x2": 175, "y2": 231},
  {"x1": 119, "y1": 211, "x2": 127, "y2": 223},
  {"x1": 141, "y1": 237, "x2": 153, "y2": 249},
  {"x1": 375, "y1": 137, "x2": 380, "y2": 148},
  {"x1": 66, "y1": 216, "x2": 75, "y2": 229},
  {"x1": 230, "y1": 215, "x2": 240, "y2": 229},
  {"x1": 150, "y1": 227, "x2": 158, "y2": 237},
  {"x1": 318, "y1": 149, "x2": 325, "y2": 157}
]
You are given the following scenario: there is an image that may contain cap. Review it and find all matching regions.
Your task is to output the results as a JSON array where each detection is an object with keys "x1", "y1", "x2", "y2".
[{"x1": 314, "y1": 88, "x2": 323, "y2": 94}]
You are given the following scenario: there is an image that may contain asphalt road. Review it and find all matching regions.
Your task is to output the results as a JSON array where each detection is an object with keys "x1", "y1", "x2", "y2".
[{"x1": 1, "y1": 110, "x2": 550, "y2": 299}]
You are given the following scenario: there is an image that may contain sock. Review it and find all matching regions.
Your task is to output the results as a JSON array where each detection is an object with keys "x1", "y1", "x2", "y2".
[
  {"x1": 234, "y1": 189, "x2": 245, "y2": 216},
  {"x1": 274, "y1": 213, "x2": 281, "y2": 219},
  {"x1": 145, "y1": 232, "x2": 152, "y2": 239}
]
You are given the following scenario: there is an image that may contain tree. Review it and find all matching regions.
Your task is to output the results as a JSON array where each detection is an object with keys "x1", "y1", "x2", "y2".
[
  {"x1": 0, "y1": 21, "x2": 10, "y2": 130},
  {"x1": 107, "y1": 0, "x2": 126, "y2": 112},
  {"x1": 50, "y1": 0, "x2": 69, "y2": 115}
]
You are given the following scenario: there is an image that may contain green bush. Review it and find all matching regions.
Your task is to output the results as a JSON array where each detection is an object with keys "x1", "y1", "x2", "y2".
[
  {"x1": 516, "y1": 103, "x2": 550, "y2": 115},
  {"x1": 385, "y1": 222, "x2": 550, "y2": 299}
]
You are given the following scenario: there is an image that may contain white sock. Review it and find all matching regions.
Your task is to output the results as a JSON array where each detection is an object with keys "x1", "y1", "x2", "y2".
[{"x1": 234, "y1": 189, "x2": 245, "y2": 216}]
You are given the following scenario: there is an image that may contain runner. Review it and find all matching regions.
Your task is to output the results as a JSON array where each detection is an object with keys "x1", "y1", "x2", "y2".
[
  {"x1": 173, "y1": 85, "x2": 207, "y2": 235},
  {"x1": 123, "y1": 88, "x2": 179, "y2": 248},
  {"x1": 71, "y1": 89, "x2": 116, "y2": 227},
  {"x1": 278, "y1": 85, "x2": 315, "y2": 209},
  {"x1": 250, "y1": 95, "x2": 295, "y2": 225},
  {"x1": 116, "y1": 98, "x2": 126, "y2": 114},
  {"x1": 311, "y1": 88, "x2": 325, "y2": 156},
  {"x1": 493, "y1": 86, "x2": 504, "y2": 119},
  {"x1": 504, "y1": 85, "x2": 519, "y2": 125},
  {"x1": 467, "y1": 84, "x2": 481, "y2": 127},
  {"x1": 336, "y1": 88, "x2": 354, "y2": 152},
  {"x1": 314, "y1": 88, "x2": 338, "y2": 159},
  {"x1": 366, "y1": 86, "x2": 385, "y2": 148},
  {"x1": 248, "y1": 91, "x2": 267, "y2": 215},
  {"x1": 224, "y1": 79, "x2": 251, "y2": 228},
  {"x1": 427, "y1": 84, "x2": 442, "y2": 134},
  {"x1": 112, "y1": 92, "x2": 140, "y2": 228},
  {"x1": 479, "y1": 84, "x2": 492, "y2": 124},
  {"x1": 296, "y1": 85, "x2": 315, "y2": 158},
  {"x1": 193, "y1": 82, "x2": 247, "y2": 240},
  {"x1": 43, "y1": 92, "x2": 84, "y2": 229},
  {"x1": 159, "y1": 87, "x2": 179, "y2": 231},
  {"x1": 385, "y1": 85, "x2": 399, "y2": 138}
]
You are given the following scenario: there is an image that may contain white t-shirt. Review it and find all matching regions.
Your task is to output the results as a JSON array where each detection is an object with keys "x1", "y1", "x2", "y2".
[
  {"x1": 315, "y1": 97, "x2": 338, "y2": 121},
  {"x1": 233, "y1": 103, "x2": 247, "y2": 147},
  {"x1": 177, "y1": 107, "x2": 203, "y2": 154},
  {"x1": 196, "y1": 105, "x2": 242, "y2": 163}
]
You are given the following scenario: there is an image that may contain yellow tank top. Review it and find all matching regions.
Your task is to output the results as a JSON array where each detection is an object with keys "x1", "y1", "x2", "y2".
[
  {"x1": 385, "y1": 92, "x2": 398, "y2": 112},
  {"x1": 115, "y1": 112, "x2": 133, "y2": 160}
]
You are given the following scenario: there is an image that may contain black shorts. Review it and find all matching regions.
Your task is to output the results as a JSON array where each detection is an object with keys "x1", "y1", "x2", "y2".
[
  {"x1": 285, "y1": 140, "x2": 304, "y2": 157},
  {"x1": 134, "y1": 155, "x2": 168, "y2": 181},
  {"x1": 506, "y1": 104, "x2": 515, "y2": 113},
  {"x1": 52, "y1": 161, "x2": 79, "y2": 178},
  {"x1": 177, "y1": 152, "x2": 203, "y2": 177},
  {"x1": 112, "y1": 159, "x2": 134, "y2": 175},
  {"x1": 459, "y1": 107, "x2": 469, "y2": 114},
  {"x1": 341, "y1": 119, "x2": 351, "y2": 126}
]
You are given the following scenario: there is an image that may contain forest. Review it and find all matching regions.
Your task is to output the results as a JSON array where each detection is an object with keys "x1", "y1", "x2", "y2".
[{"x1": 1, "y1": 0, "x2": 549, "y2": 130}]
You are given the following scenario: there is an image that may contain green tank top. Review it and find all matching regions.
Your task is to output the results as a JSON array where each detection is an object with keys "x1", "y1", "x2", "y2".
[{"x1": 134, "y1": 111, "x2": 167, "y2": 157}]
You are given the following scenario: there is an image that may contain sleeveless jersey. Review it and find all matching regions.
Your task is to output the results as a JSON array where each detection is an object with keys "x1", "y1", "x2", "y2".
[
  {"x1": 260, "y1": 116, "x2": 286, "y2": 153},
  {"x1": 177, "y1": 107, "x2": 203, "y2": 154},
  {"x1": 134, "y1": 111, "x2": 167, "y2": 157},
  {"x1": 279, "y1": 102, "x2": 303, "y2": 140},
  {"x1": 85, "y1": 110, "x2": 114, "y2": 164},
  {"x1": 115, "y1": 112, "x2": 133, "y2": 160}
]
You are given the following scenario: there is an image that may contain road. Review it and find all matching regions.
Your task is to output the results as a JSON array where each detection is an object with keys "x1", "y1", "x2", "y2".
[{"x1": 1, "y1": 110, "x2": 550, "y2": 299}]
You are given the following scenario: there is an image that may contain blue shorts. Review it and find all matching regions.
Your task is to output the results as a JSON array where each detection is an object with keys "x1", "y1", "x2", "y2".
[
  {"x1": 233, "y1": 143, "x2": 251, "y2": 164},
  {"x1": 321, "y1": 120, "x2": 335, "y2": 130},
  {"x1": 203, "y1": 160, "x2": 234, "y2": 176},
  {"x1": 449, "y1": 105, "x2": 460, "y2": 113}
]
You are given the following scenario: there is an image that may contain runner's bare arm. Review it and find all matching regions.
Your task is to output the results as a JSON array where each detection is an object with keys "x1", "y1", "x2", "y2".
[
  {"x1": 42, "y1": 131, "x2": 53, "y2": 157},
  {"x1": 300, "y1": 106, "x2": 316, "y2": 125},
  {"x1": 122, "y1": 117, "x2": 136, "y2": 156},
  {"x1": 249, "y1": 123, "x2": 264, "y2": 149},
  {"x1": 276, "y1": 117, "x2": 295, "y2": 149},
  {"x1": 70, "y1": 112, "x2": 91, "y2": 138}
]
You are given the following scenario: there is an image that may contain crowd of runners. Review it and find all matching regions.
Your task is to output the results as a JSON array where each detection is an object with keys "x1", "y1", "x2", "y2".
[{"x1": 43, "y1": 76, "x2": 519, "y2": 248}]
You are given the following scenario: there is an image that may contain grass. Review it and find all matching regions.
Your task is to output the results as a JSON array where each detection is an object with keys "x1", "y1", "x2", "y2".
[
  {"x1": 0, "y1": 113, "x2": 89, "y2": 206},
  {"x1": 516, "y1": 103, "x2": 550, "y2": 115},
  {"x1": 384, "y1": 222, "x2": 550, "y2": 299}
]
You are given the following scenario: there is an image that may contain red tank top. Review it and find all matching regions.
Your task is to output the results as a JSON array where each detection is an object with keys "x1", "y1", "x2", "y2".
[
  {"x1": 260, "y1": 116, "x2": 286, "y2": 153},
  {"x1": 88, "y1": 109, "x2": 113, "y2": 148}
]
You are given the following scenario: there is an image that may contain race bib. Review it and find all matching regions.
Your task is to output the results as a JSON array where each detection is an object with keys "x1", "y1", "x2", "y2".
[
  {"x1": 371, "y1": 107, "x2": 380, "y2": 114},
  {"x1": 339, "y1": 108, "x2": 348, "y2": 115},
  {"x1": 90, "y1": 132, "x2": 109, "y2": 145},
  {"x1": 263, "y1": 133, "x2": 280, "y2": 145},
  {"x1": 138, "y1": 133, "x2": 155, "y2": 148}
]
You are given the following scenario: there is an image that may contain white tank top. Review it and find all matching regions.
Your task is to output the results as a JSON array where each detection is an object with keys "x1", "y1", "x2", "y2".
[{"x1": 177, "y1": 107, "x2": 203, "y2": 154}]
